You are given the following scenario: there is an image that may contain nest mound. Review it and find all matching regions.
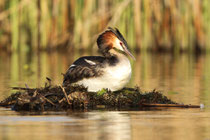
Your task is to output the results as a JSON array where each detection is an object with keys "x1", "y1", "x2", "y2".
[{"x1": 0, "y1": 85, "x2": 177, "y2": 111}]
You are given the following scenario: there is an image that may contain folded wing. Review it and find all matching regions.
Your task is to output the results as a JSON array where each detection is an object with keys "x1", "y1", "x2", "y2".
[{"x1": 62, "y1": 56, "x2": 105, "y2": 86}]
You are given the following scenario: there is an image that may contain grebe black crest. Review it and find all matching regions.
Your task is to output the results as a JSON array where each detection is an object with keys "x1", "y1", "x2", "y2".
[{"x1": 62, "y1": 27, "x2": 135, "y2": 92}]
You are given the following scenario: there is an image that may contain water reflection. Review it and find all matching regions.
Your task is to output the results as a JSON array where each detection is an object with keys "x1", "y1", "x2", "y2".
[
  {"x1": 133, "y1": 53, "x2": 210, "y2": 105},
  {"x1": 0, "y1": 108, "x2": 131, "y2": 140},
  {"x1": 0, "y1": 108, "x2": 210, "y2": 140}
]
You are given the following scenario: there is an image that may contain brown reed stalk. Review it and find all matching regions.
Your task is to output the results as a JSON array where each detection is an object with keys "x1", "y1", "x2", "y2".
[
  {"x1": 37, "y1": 0, "x2": 41, "y2": 50},
  {"x1": 133, "y1": 0, "x2": 141, "y2": 50}
]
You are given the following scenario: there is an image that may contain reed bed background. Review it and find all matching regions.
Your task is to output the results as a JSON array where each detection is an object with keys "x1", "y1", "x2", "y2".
[{"x1": 0, "y1": 0, "x2": 210, "y2": 53}]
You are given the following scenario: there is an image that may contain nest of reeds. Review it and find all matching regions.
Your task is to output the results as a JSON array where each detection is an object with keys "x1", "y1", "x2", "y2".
[{"x1": 0, "y1": 84, "x2": 179, "y2": 111}]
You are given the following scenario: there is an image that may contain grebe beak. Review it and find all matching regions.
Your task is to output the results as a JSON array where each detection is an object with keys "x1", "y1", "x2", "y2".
[{"x1": 123, "y1": 46, "x2": 135, "y2": 60}]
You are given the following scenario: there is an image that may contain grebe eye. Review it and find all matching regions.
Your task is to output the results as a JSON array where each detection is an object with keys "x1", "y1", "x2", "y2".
[{"x1": 120, "y1": 42, "x2": 123, "y2": 46}]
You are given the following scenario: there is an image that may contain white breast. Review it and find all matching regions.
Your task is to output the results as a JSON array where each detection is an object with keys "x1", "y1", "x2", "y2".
[{"x1": 75, "y1": 56, "x2": 132, "y2": 92}]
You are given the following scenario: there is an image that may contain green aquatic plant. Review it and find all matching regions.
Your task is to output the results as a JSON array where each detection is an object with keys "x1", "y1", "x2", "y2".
[{"x1": 97, "y1": 88, "x2": 107, "y2": 96}]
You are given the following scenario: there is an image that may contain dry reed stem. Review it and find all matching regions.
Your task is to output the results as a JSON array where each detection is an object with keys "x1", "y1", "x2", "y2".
[
  {"x1": 60, "y1": 85, "x2": 71, "y2": 105},
  {"x1": 141, "y1": 103, "x2": 200, "y2": 108},
  {"x1": 39, "y1": 94, "x2": 56, "y2": 106}
]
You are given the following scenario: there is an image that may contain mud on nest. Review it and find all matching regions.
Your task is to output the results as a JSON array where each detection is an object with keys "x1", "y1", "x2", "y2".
[{"x1": 0, "y1": 84, "x2": 177, "y2": 111}]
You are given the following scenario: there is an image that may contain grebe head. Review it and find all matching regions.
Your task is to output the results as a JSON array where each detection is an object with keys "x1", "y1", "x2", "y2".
[{"x1": 97, "y1": 27, "x2": 135, "y2": 60}]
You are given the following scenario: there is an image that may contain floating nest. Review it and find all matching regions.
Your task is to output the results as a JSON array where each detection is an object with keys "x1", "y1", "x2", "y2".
[{"x1": 0, "y1": 84, "x2": 200, "y2": 111}]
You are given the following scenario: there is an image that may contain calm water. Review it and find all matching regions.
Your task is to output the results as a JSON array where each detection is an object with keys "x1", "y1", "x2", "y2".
[{"x1": 0, "y1": 51, "x2": 210, "y2": 140}]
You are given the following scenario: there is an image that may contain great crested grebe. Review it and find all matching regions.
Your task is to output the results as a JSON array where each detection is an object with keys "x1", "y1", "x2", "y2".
[{"x1": 62, "y1": 27, "x2": 135, "y2": 92}]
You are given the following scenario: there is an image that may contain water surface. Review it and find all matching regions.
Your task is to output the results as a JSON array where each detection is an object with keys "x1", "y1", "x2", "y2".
[{"x1": 0, "y1": 51, "x2": 210, "y2": 140}]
